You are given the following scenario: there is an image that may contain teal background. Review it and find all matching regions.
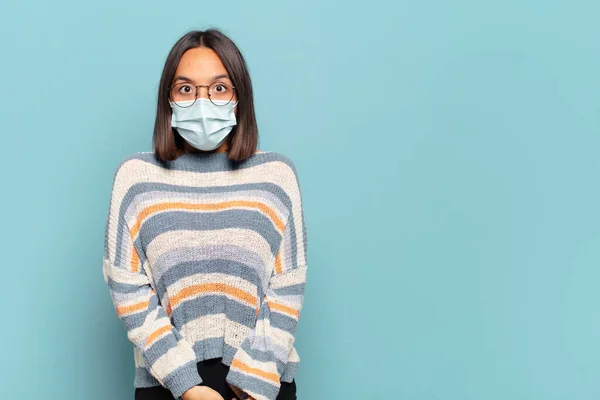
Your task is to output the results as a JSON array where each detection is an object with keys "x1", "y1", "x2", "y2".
[{"x1": 1, "y1": 0, "x2": 599, "y2": 399}]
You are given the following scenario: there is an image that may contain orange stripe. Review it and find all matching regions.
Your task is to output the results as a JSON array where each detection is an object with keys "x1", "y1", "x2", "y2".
[
  {"x1": 230, "y1": 359, "x2": 280, "y2": 384},
  {"x1": 268, "y1": 301, "x2": 299, "y2": 319},
  {"x1": 145, "y1": 325, "x2": 172, "y2": 346},
  {"x1": 116, "y1": 299, "x2": 149, "y2": 316},
  {"x1": 130, "y1": 245, "x2": 140, "y2": 273},
  {"x1": 274, "y1": 251, "x2": 282, "y2": 275},
  {"x1": 170, "y1": 283, "x2": 257, "y2": 309},
  {"x1": 130, "y1": 201, "x2": 285, "y2": 237}
]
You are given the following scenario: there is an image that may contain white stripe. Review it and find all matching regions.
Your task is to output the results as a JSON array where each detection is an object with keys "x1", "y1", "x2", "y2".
[
  {"x1": 146, "y1": 323, "x2": 173, "y2": 346},
  {"x1": 150, "y1": 340, "x2": 197, "y2": 380},
  {"x1": 287, "y1": 346, "x2": 300, "y2": 363},
  {"x1": 269, "y1": 266, "x2": 306, "y2": 290},
  {"x1": 180, "y1": 314, "x2": 252, "y2": 348},
  {"x1": 104, "y1": 258, "x2": 150, "y2": 286},
  {"x1": 126, "y1": 308, "x2": 160, "y2": 344},
  {"x1": 254, "y1": 319, "x2": 295, "y2": 350},
  {"x1": 134, "y1": 345, "x2": 145, "y2": 367}
]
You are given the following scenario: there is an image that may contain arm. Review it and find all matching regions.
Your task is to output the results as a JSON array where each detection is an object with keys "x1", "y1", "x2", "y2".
[
  {"x1": 226, "y1": 165, "x2": 308, "y2": 400},
  {"x1": 102, "y1": 163, "x2": 202, "y2": 399}
]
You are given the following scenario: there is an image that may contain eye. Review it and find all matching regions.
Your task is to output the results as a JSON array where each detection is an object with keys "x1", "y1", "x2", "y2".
[
  {"x1": 214, "y1": 83, "x2": 228, "y2": 93},
  {"x1": 178, "y1": 84, "x2": 193, "y2": 94}
]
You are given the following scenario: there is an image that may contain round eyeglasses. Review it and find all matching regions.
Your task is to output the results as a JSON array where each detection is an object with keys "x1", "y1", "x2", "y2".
[{"x1": 169, "y1": 81, "x2": 236, "y2": 108}]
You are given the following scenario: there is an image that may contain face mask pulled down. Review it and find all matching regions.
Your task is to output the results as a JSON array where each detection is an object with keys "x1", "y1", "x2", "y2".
[{"x1": 170, "y1": 98, "x2": 237, "y2": 151}]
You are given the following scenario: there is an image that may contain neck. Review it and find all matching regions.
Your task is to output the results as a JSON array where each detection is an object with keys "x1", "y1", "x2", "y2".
[{"x1": 179, "y1": 140, "x2": 228, "y2": 155}]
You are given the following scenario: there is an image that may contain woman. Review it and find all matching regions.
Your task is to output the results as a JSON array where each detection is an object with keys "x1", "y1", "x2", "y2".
[{"x1": 102, "y1": 28, "x2": 307, "y2": 400}]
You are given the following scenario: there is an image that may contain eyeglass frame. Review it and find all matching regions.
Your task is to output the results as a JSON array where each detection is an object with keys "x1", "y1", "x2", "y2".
[{"x1": 168, "y1": 81, "x2": 237, "y2": 108}]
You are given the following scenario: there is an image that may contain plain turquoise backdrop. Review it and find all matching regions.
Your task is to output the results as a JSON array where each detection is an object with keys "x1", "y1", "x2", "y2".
[{"x1": 1, "y1": 0, "x2": 599, "y2": 399}]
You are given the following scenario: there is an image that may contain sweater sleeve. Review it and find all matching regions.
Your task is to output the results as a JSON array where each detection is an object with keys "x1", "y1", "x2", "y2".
[
  {"x1": 102, "y1": 162, "x2": 202, "y2": 399},
  {"x1": 226, "y1": 163, "x2": 308, "y2": 400}
]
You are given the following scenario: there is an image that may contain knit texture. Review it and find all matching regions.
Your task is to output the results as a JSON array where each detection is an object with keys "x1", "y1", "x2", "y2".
[{"x1": 102, "y1": 150, "x2": 307, "y2": 400}]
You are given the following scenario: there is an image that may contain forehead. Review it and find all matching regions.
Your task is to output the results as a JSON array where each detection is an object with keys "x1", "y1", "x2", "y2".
[{"x1": 175, "y1": 47, "x2": 229, "y2": 82}]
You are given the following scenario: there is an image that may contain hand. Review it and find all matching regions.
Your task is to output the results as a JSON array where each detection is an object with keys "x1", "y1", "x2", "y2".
[
  {"x1": 229, "y1": 384, "x2": 255, "y2": 400},
  {"x1": 181, "y1": 385, "x2": 225, "y2": 400}
]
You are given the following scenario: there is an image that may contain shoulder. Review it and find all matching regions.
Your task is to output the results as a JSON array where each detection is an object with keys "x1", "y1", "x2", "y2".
[
  {"x1": 116, "y1": 151, "x2": 155, "y2": 168},
  {"x1": 253, "y1": 152, "x2": 304, "y2": 204},
  {"x1": 111, "y1": 151, "x2": 154, "y2": 186},
  {"x1": 255, "y1": 150, "x2": 300, "y2": 177}
]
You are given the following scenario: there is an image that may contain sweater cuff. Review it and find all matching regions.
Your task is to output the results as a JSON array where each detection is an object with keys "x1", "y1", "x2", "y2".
[
  {"x1": 162, "y1": 360, "x2": 202, "y2": 399},
  {"x1": 226, "y1": 368, "x2": 280, "y2": 400}
]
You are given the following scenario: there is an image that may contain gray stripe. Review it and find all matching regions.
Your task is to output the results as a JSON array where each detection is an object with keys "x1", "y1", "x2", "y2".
[
  {"x1": 128, "y1": 188, "x2": 288, "y2": 223},
  {"x1": 231, "y1": 336, "x2": 285, "y2": 366},
  {"x1": 281, "y1": 207, "x2": 303, "y2": 272},
  {"x1": 134, "y1": 367, "x2": 161, "y2": 388},
  {"x1": 178, "y1": 339, "x2": 239, "y2": 370},
  {"x1": 193, "y1": 337, "x2": 226, "y2": 360},
  {"x1": 271, "y1": 283, "x2": 305, "y2": 296},
  {"x1": 142, "y1": 325, "x2": 190, "y2": 368},
  {"x1": 133, "y1": 235, "x2": 149, "y2": 266},
  {"x1": 226, "y1": 370, "x2": 279, "y2": 399},
  {"x1": 143, "y1": 334, "x2": 181, "y2": 366},
  {"x1": 238, "y1": 337, "x2": 287, "y2": 373},
  {"x1": 280, "y1": 361, "x2": 298, "y2": 383},
  {"x1": 239, "y1": 332, "x2": 289, "y2": 366},
  {"x1": 111, "y1": 287, "x2": 148, "y2": 306},
  {"x1": 112, "y1": 219, "x2": 134, "y2": 268},
  {"x1": 125, "y1": 181, "x2": 292, "y2": 215},
  {"x1": 138, "y1": 209, "x2": 282, "y2": 254},
  {"x1": 169, "y1": 295, "x2": 257, "y2": 328},
  {"x1": 153, "y1": 245, "x2": 269, "y2": 291},
  {"x1": 113, "y1": 189, "x2": 146, "y2": 268},
  {"x1": 132, "y1": 150, "x2": 297, "y2": 174},
  {"x1": 162, "y1": 359, "x2": 202, "y2": 398},
  {"x1": 119, "y1": 290, "x2": 159, "y2": 331},
  {"x1": 156, "y1": 259, "x2": 265, "y2": 303},
  {"x1": 282, "y1": 219, "x2": 294, "y2": 269},
  {"x1": 107, "y1": 276, "x2": 142, "y2": 294},
  {"x1": 300, "y1": 210, "x2": 307, "y2": 264},
  {"x1": 269, "y1": 312, "x2": 298, "y2": 335}
]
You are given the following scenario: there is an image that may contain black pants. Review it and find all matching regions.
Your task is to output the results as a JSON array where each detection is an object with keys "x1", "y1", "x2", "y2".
[{"x1": 135, "y1": 358, "x2": 297, "y2": 400}]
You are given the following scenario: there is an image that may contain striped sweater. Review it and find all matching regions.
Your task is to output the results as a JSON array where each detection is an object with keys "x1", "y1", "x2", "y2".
[{"x1": 102, "y1": 150, "x2": 307, "y2": 400}]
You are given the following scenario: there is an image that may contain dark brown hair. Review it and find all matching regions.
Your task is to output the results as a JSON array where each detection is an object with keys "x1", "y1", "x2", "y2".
[{"x1": 153, "y1": 29, "x2": 258, "y2": 162}]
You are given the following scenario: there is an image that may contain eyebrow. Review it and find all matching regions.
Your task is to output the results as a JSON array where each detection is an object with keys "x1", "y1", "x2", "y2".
[{"x1": 173, "y1": 74, "x2": 231, "y2": 84}]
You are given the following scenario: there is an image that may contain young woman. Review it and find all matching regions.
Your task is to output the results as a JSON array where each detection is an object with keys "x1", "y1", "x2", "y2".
[{"x1": 102, "y1": 29, "x2": 307, "y2": 400}]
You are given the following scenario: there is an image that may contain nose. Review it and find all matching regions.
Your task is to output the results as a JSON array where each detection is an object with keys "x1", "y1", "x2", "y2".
[{"x1": 197, "y1": 85, "x2": 210, "y2": 99}]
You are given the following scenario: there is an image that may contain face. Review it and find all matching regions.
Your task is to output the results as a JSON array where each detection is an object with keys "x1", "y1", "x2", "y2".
[{"x1": 170, "y1": 47, "x2": 238, "y2": 108}]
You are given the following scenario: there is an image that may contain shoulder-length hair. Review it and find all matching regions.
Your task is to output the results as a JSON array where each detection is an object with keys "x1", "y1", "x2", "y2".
[{"x1": 153, "y1": 29, "x2": 258, "y2": 162}]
